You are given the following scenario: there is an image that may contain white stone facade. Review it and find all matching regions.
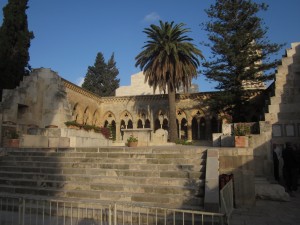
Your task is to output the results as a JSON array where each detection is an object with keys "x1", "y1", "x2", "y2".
[{"x1": 115, "y1": 71, "x2": 199, "y2": 96}]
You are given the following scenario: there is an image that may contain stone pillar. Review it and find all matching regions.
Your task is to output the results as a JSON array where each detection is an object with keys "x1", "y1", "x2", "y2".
[
  {"x1": 187, "y1": 120, "x2": 192, "y2": 141},
  {"x1": 178, "y1": 123, "x2": 181, "y2": 139},
  {"x1": 115, "y1": 122, "x2": 121, "y2": 142},
  {"x1": 197, "y1": 118, "x2": 200, "y2": 140}
]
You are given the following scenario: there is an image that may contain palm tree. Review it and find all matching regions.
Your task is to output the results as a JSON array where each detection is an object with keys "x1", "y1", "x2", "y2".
[{"x1": 135, "y1": 21, "x2": 203, "y2": 142}]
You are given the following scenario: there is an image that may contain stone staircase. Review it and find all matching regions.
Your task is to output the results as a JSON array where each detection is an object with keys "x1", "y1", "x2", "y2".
[
  {"x1": 264, "y1": 42, "x2": 300, "y2": 144},
  {"x1": 0, "y1": 146, "x2": 207, "y2": 210}
]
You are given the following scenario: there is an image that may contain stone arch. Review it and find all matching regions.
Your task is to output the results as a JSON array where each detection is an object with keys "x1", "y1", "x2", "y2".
[
  {"x1": 92, "y1": 110, "x2": 101, "y2": 127},
  {"x1": 104, "y1": 120, "x2": 109, "y2": 127},
  {"x1": 191, "y1": 109, "x2": 208, "y2": 140},
  {"x1": 127, "y1": 120, "x2": 133, "y2": 129},
  {"x1": 137, "y1": 119, "x2": 143, "y2": 128},
  {"x1": 199, "y1": 117, "x2": 206, "y2": 140},
  {"x1": 137, "y1": 110, "x2": 148, "y2": 125},
  {"x1": 180, "y1": 118, "x2": 188, "y2": 139},
  {"x1": 191, "y1": 109, "x2": 205, "y2": 118},
  {"x1": 73, "y1": 103, "x2": 84, "y2": 124},
  {"x1": 154, "y1": 109, "x2": 168, "y2": 131},
  {"x1": 83, "y1": 107, "x2": 90, "y2": 125},
  {"x1": 211, "y1": 116, "x2": 221, "y2": 133},
  {"x1": 102, "y1": 111, "x2": 116, "y2": 126},
  {"x1": 192, "y1": 117, "x2": 198, "y2": 140},
  {"x1": 154, "y1": 119, "x2": 160, "y2": 131},
  {"x1": 162, "y1": 118, "x2": 169, "y2": 131},
  {"x1": 145, "y1": 119, "x2": 151, "y2": 128},
  {"x1": 120, "y1": 110, "x2": 133, "y2": 127}
]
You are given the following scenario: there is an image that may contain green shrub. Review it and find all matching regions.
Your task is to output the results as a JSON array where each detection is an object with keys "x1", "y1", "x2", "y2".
[{"x1": 234, "y1": 123, "x2": 250, "y2": 136}]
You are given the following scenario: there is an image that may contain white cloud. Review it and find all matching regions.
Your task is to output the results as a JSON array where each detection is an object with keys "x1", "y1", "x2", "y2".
[
  {"x1": 76, "y1": 76, "x2": 85, "y2": 87},
  {"x1": 143, "y1": 12, "x2": 160, "y2": 23}
]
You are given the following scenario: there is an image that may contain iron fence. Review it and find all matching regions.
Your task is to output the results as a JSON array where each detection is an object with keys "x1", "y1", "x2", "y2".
[
  {"x1": 220, "y1": 179, "x2": 234, "y2": 224},
  {"x1": 0, "y1": 195, "x2": 226, "y2": 225}
]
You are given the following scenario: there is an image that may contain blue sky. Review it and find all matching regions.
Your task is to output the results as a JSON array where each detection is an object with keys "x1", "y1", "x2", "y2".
[{"x1": 0, "y1": 0, "x2": 299, "y2": 92}]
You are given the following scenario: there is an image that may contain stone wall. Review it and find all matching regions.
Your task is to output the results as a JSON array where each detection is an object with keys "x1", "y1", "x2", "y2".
[
  {"x1": 219, "y1": 147, "x2": 256, "y2": 207},
  {"x1": 1, "y1": 68, "x2": 72, "y2": 128},
  {"x1": 265, "y1": 42, "x2": 300, "y2": 146}
]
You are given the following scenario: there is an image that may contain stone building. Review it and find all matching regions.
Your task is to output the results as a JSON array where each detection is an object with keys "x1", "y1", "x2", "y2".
[
  {"x1": 0, "y1": 69, "x2": 263, "y2": 148},
  {"x1": 0, "y1": 42, "x2": 299, "y2": 149}
]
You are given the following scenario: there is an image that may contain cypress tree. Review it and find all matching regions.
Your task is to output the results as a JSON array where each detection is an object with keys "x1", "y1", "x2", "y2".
[
  {"x1": 82, "y1": 52, "x2": 119, "y2": 97},
  {"x1": 202, "y1": 0, "x2": 283, "y2": 122},
  {"x1": 0, "y1": 0, "x2": 34, "y2": 100},
  {"x1": 105, "y1": 53, "x2": 120, "y2": 96}
]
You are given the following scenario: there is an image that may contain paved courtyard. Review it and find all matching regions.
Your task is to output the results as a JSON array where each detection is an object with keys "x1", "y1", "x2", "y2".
[{"x1": 230, "y1": 189, "x2": 300, "y2": 225}]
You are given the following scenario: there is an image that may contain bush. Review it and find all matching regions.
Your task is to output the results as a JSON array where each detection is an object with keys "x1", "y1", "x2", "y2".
[
  {"x1": 234, "y1": 123, "x2": 250, "y2": 136},
  {"x1": 127, "y1": 135, "x2": 138, "y2": 143},
  {"x1": 175, "y1": 139, "x2": 193, "y2": 145},
  {"x1": 64, "y1": 120, "x2": 81, "y2": 128},
  {"x1": 95, "y1": 127, "x2": 111, "y2": 139}
]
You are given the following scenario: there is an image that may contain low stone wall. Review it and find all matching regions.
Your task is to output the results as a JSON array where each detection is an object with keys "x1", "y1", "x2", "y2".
[
  {"x1": 218, "y1": 147, "x2": 255, "y2": 207},
  {"x1": 19, "y1": 128, "x2": 111, "y2": 148}
]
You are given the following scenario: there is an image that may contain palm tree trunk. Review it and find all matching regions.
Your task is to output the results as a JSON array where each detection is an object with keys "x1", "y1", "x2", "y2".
[{"x1": 167, "y1": 84, "x2": 177, "y2": 142}]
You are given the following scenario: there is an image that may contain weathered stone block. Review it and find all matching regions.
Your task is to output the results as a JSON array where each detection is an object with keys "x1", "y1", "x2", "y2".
[{"x1": 48, "y1": 137, "x2": 70, "y2": 148}]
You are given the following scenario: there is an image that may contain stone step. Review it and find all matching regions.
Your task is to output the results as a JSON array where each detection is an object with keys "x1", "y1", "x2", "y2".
[
  {"x1": 280, "y1": 56, "x2": 294, "y2": 66},
  {"x1": 0, "y1": 146, "x2": 206, "y2": 210},
  {"x1": 0, "y1": 160, "x2": 204, "y2": 171},
  {"x1": 2, "y1": 156, "x2": 205, "y2": 166},
  {"x1": 5, "y1": 150, "x2": 206, "y2": 158},
  {"x1": 5, "y1": 153, "x2": 206, "y2": 161},
  {"x1": 270, "y1": 95, "x2": 300, "y2": 105},
  {"x1": 0, "y1": 172, "x2": 204, "y2": 186},
  {"x1": 0, "y1": 178, "x2": 203, "y2": 196},
  {"x1": 0, "y1": 185, "x2": 204, "y2": 209},
  {"x1": 265, "y1": 112, "x2": 300, "y2": 123},
  {"x1": 0, "y1": 167, "x2": 204, "y2": 179},
  {"x1": 6, "y1": 146, "x2": 207, "y2": 154},
  {"x1": 268, "y1": 103, "x2": 300, "y2": 114}
]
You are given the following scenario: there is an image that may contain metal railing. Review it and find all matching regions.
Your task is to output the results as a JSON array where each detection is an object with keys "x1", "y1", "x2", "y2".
[
  {"x1": 0, "y1": 195, "x2": 226, "y2": 225},
  {"x1": 220, "y1": 179, "x2": 234, "y2": 224}
]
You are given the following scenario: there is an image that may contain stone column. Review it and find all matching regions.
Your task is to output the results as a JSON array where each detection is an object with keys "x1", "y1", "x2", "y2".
[
  {"x1": 187, "y1": 120, "x2": 192, "y2": 141},
  {"x1": 197, "y1": 118, "x2": 200, "y2": 140},
  {"x1": 115, "y1": 122, "x2": 121, "y2": 142},
  {"x1": 178, "y1": 123, "x2": 181, "y2": 139}
]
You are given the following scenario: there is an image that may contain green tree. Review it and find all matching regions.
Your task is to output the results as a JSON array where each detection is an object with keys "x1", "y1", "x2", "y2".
[
  {"x1": 105, "y1": 53, "x2": 120, "y2": 96},
  {"x1": 0, "y1": 0, "x2": 34, "y2": 100},
  {"x1": 202, "y1": 0, "x2": 283, "y2": 122},
  {"x1": 135, "y1": 21, "x2": 203, "y2": 142},
  {"x1": 82, "y1": 52, "x2": 119, "y2": 97}
]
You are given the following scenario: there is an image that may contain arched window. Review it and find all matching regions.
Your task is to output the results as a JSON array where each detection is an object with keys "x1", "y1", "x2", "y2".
[
  {"x1": 137, "y1": 119, "x2": 143, "y2": 128},
  {"x1": 104, "y1": 120, "x2": 109, "y2": 128},
  {"x1": 200, "y1": 117, "x2": 206, "y2": 140},
  {"x1": 162, "y1": 119, "x2": 169, "y2": 131},
  {"x1": 154, "y1": 119, "x2": 160, "y2": 131},
  {"x1": 145, "y1": 119, "x2": 151, "y2": 128},
  {"x1": 211, "y1": 117, "x2": 220, "y2": 133},
  {"x1": 127, "y1": 120, "x2": 133, "y2": 129},
  {"x1": 192, "y1": 117, "x2": 198, "y2": 140},
  {"x1": 181, "y1": 118, "x2": 188, "y2": 139}
]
